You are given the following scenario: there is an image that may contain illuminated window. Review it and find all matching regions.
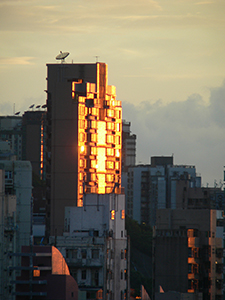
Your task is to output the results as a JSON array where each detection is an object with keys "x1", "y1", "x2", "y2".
[
  {"x1": 97, "y1": 122, "x2": 106, "y2": 145},
  {"x1": 79, "y1": 120, "x2": 86, "y2": 129},
  {"x1": 115, "y1": 162, "x2": 120, "y2": 170},
  {"x1": 106, "y1": 174, "x2": 114, "y2": 182},
  {"x1": 79, "y1": 105, "x2": 85, "y2": 115},
  {"x1": 79, "y1": 185, "x2": 83, "y2": 194},
  {"x1": 91, "y1": 147, "x2": 97, "y2": 155},
  {"x1": 107, "y1": 148, "x2": 114, "y2": 156},
  {"x1": 107, "y1": 135, "x2": 114, "y2": 144},
  {"x1": 79, "y1": 132, "x2": 86, "y2": 142},
  {"x1": 79, "y1": 173, "x2": 84, "y2": 180},
  {"x1": 107, "y1": 122, "x2": 112, "y2": 130},
  {"x1": 92, "y1": 107, "x2": 98, "y2": 115},
  {"x1": 111, "y1": 210, "x2": 115, "y2": 220},
  {"x1": 115, "y1": 149, "x2": 120, "y2": 157},
  {"x1": 116, "y1": 123, "x2": 120, "y2": 132},
  {"x1": 115, "y1": 110, "x2": 121, "y2": 119},
  {"x1": 98, "y1": 174, "x2": 106, "y2": 193},
  {"x1": 91, "y1": 173, "x2": 96, "y2": 181},
  {"x1": 33, "y1": 267, "x2": 40, "y2": 277},
  {"x1": 121, "y1": 210, "x2": 125, "y2": 219},
  {"x1": 91, "y1": 120, "x2": 97, "y2": 129},
  {"x1": 106, "y1": 161, "x2": 114, "y2": 170},
  {"x1": 115, "y1": 136, "x2": 120, "y2": 145},
  {"x1": 80, "y1": 159, "x2": 85, "y2": 168},
  {"x1": 97, "y1": 148, "x2": 106, "y2": 172},
  {"x1": 80, "y1": 145, "x2": 85, "y2": 153},
  {"x1": 91, "y1": 133, "x2": 97, "y2": 142},
  {"x1": 91, "y1": 160, "x2": 97, "y2": 168},
  {"x1": 107, "y1": 109, "x2": 114, "y2": 117}
]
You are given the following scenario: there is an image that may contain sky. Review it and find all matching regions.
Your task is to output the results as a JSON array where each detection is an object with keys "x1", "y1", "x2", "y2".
[{"x1": 0, "y1": 0, "x2": 225, "y2": 186}]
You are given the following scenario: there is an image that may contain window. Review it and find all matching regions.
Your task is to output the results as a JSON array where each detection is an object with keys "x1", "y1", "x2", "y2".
[
  {"x1": 91, "y1": 120, "x2": 97, "y2": 128},
  {"x1": 91, "y1": 147, "x2": 97, "y2": 155},
  {"x1": 107, "y1": 148, "x2": 114, "y2": 156},
  {"x1": 106, "y1": 161, "x2": 114, "y2": 170},
  {"x1": 91, "y1": 269, "x2": 99, "y2": 286},
  {"x1": 81, "y1": 269, "x2": 86, "y2": 280},
  {"x1": 72, "y1": 249, "x2": 77, "y2": 259},
  {"x1": 188, "y1": 247, "x2": 192, "y2": 257},
  {"x1": 121, "y1": 250, "x2": 124, "y2": 259},
  {"x1": 107, "y1": 135, "x2": 114, "y2": 143},
  {"x1": 121, "y1": 231, "x2": 123, "y2": 237},
  {"x1": 188, "y1": 264, "x2": 192, "y2": 273},
  {"x1": 106, "y1": 174, "x2": 114, "y2": 182},
  {"x1": 92, "y1": 249, "x2": 99, "y2": 259},
  {"x1": 115, "y1": 162, "x2": 120, "y2": 170},
  {"x1": 79, "y1": 105, "x2": 85, "y2": 115},
  {"x1": 107, "y1": 109, "x2": 114, "y2": 117},
  {"x1": 91, "y1": 160, "x2": 97, "y2": 168},
  {"x1": 115, "y1": 136, "x2": 120, "y2": 145},
  {"x1": 121, "y1": 270, "x2": 123, "y2": 280},
  {"x1": 111, "y1": 210, "x2": 115, "y2": 220},
  {"x1": 81, "y1": 250, "x2": 87, "y2": 259}
]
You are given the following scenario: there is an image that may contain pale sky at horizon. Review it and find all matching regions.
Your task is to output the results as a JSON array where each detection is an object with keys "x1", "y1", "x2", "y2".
[{"x1": 0, "y1": 0, "x2": 225, "y2": 186}]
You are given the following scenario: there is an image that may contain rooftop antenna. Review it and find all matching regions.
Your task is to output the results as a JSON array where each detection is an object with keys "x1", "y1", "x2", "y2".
[
  {"x1": 95, "y1": 56, "x2": 99, "y2": 63},
  {"x1": 55, "y1": 51, "x2": 70, "y2": 63}
]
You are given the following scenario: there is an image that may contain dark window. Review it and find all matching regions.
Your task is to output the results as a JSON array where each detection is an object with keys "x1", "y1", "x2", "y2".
[
  {"x1": 188, "y1": 248, "x2": 192, "y2": 257},
  {"x1": 82, "y1": 250, "x2": 87, "y2": 259},
  {"x1": 82, "y1": 269, "x2": 86, "y2": 280},
  {"x1": 92, "y1": 249, "x2": 99, "y2": 259},
  {"x1": 188, "y1": 264, "x2": 192, "y2": 273}
]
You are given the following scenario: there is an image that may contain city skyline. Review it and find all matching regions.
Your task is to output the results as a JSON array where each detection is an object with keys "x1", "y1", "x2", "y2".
[{"x1": 0, "y1": 0, "x2": 224, "y2": 186}]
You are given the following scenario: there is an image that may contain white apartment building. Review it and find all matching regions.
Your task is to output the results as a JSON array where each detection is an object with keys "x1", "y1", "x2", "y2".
[{"x1": 50, "y1": 193, "x2": 130, "y2": 300}]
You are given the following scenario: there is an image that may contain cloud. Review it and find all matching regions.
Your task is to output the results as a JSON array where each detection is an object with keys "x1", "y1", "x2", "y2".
[
  {"x1": 0, "y1": 0, "x2": 223, "y2": 34},
  {"x1": 0, "y1": 57, "x2": 35, "y2": 65},
  {"x1": 122, "y1": 80, "x2": 225, "y2": 185},
  {"x1": 209, "y1": 80, "x2": 225, "y2": 128}
]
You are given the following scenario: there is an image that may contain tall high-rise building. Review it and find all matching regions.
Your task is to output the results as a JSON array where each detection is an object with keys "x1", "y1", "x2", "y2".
[{"x1": 46, "y1": 62, "x2": 122, "y2": 236}]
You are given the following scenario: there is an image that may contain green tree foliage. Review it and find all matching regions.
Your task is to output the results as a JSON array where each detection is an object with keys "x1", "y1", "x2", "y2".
[
  {"x1": 125, "y1": 216, "x2": 152, "y2": 256},
  {"x1": 125, "y1": 216, "x2": 153, "y2": 296}
]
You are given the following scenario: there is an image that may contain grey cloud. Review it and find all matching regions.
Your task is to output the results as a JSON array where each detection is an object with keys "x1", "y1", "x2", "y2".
[
  {"x1": 122, "y1": 80, "x2": 225, "y2": 185},
  {"x1": 209, "y1": 80, "x2": 225, "y2": 128}
]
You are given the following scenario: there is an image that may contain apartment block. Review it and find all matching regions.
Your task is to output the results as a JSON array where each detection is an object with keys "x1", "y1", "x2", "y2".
[
  {"x1": 153, "y1": 209, "x2": 224, "y2": 300},
  {"x1": 124, "y1": 156, "x2": 201, "y2": 226},
  {"x1": 46, "y1": 62, "x2": 122, "y2": 236},
  {"x1": 50, "y1": 193, "x2": 129, "y2": 300}
]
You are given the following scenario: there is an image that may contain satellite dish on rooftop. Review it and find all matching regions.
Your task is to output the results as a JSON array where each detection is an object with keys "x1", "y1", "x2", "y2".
[
  {"x1": 55, "y1": 51, "x2": 70, "y2": 63},
  {"x1": 15, "y1": 111, "x2": 20, "y2": 115}
]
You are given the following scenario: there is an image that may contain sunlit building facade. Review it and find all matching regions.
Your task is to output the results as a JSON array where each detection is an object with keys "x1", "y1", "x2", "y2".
[{"x1": 46, "y1": 62, "x2": 122, "y2": 236}]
